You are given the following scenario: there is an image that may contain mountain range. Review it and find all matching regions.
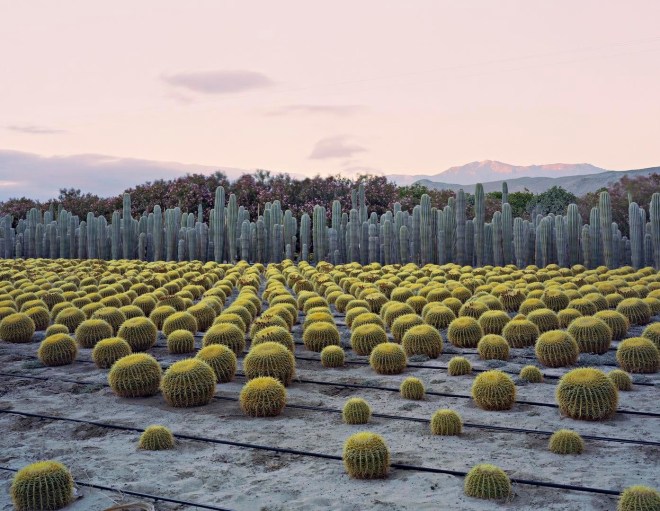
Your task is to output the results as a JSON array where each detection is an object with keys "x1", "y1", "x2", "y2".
[{"x1": 0, "y1": 149, "x2": 657, "y2": 201}]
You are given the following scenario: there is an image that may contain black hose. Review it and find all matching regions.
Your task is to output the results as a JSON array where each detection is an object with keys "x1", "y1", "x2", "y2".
[
  {"x1": 0, "y1": 409, "x2": 622, "y2": 497},
  {"x1": 2, "y1": 372, "x2": 657, "y2": 446},
  {"x1": 0, "y1": 466, "x2": 233, "y2": 511}
]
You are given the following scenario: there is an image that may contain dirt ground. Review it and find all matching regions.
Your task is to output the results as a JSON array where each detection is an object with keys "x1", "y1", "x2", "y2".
[{"x1": 0, "y1": 306, "x2": 658, "y2": 511}]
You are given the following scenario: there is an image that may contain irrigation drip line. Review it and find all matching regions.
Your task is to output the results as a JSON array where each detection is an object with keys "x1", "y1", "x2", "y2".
[
  {"x1": 0, "y1": 409, "x2": 622, "y2": 497},
  {"x1": 2, "y1": 371, "x2": 657, "y2": 446},
  {"x1": 0, "y1": 466, "x2": 233, "y2": 511}
]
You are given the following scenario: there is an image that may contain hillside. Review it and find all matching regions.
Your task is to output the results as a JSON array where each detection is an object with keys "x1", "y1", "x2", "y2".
[
  {"x1": 416, "y1": 166, "x2": 660, "y2": 195},
  {"x1": 387, "y1": 160, "x2": 607, "y2": 186}
]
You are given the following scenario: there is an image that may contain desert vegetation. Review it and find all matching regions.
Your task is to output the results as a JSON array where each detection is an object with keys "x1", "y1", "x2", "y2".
[{"x1": 0, "y1": 180, "x2": 659, "y2": 510}]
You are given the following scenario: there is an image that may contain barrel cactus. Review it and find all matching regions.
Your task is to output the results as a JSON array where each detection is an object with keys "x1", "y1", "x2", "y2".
[
  {"x1": 11, "y1": 460, "x2": 74, "y2": 511},
  {"x1": 342, "y1": 397, "x2": 371, "y2": 424},
  {"x1": 527, "y1": 308, "x2": 559, "y2": 333},
  {"x1": 251, "y1": 325, "x2": 294, "y2": 352},
  {"x1": 617, "y1": 485, "x2": 660, "y2": 511},
  {"x1": 92, "y1": 337, "x2": 132, "y2": 369},
  {"x1": 108, "y1": 353, "x2": 162, "y2": 398},
  {"x1": 471, "y1": 370, "x2": 516, "y2": 411},
  {"x1": 567, "y1": 316, "x2": 612, "y2": 354},
  {"x1": 45, "y1": 324, "x2": 69, "y2": 337},
  {"x1": 54, "y1": 307, "x2": 86, "y2": 332},
  {"x1": 464, "y1": 464, "x2": 512, "y2": 500},
  {"x1": 244, "y1": 341, "x2": 296, "y2": 385},
  {"x1": 535, "y1": 330, "x2": 579, "y2": 367},
  {"x1": 556, "y1": 368, "x2": 618, "y2": 420},
  {"x1": 430, "y1": 409, "x2": 462, "y2": 435},
  {"x1": 302, "y1": 322, "x2": 340, "y2": 352},
  {"x1": 391, "y1": 313, "x2": 425, "y2": 343},
  {"x1": 162, "y1": 311, "x2": 198, "y2": 336},
  {"x1": 616, "y1": 298, "x2": 652, "y2": 326},
  {"x1": 458, "y1": 300, "x2": 489, "y2": 319},
  {"x1": 477, "y1": 334, "x2": 509, "y2": 361},
  {"x1": 423, "y1": 305, "x2": 456, "y2": 329},
  {"x1": 641, "y1": 323, "x2": 660, "y2": 350},
  {"x1": 149, "y1": 305, "x2": 177, "y2": 330},
  {"x1": 519, "y1": 365, "x2": 543, "y2": 383},
  {"x1": 548, "y1": 429, "x2": 584, "y2": 455},
  {"x1": 0, "y1": 312, "x2": 36, "y2": 343},
  {"x1": 502, "y1": 316, "x2": 539, "y2": 348},
  {"x1": 478, "y1": 310, "x2": 510, "y2": 335},
  {"x1": 91, "y1": 306, "x2": 126, "y2": 334},
  {"x1": 447, "y1": 356, "x2": 472, "y2": 376},
  {"x1": 558, "y1": 308, "x2": 583, "y2": 329},
  {"x1": 74, "y1": 319, "x2": 113, "y2": 349},
  {"x1": 369, "y1": 342, "x2": 407, "y2": 374},
  {"x1": 139, "y1": 425, "x2": 175, "y2": 450},
  {"x1": 351, "y1": 324, "x2": 387, "y2": 356},
  {"x1": 594, "y1": 310, "x2": 630, "y2": 341},
  {"x1": 401, "y1": 324, "x2": 442, "y2": 358},
  {"x1": 117, "y1": 316, "x2": 158, "y2": 351},
  {"x1": 447, "y1": 316, "x2": 483, "y2": 348},
  {"x1": 541, "y1": 289, "x2": 570, "y2": 312},
  {"x1": 203, "y1": 323, "x2": 245, "y2": 356},
  {"x1": 400, "y1": 377, "x2": 425, "y2": 400},
  {"x1": 342, "y1": 432, "x2": 390, "y2": 479},
  {"x1": 161, "y1": 358, "x2": 216, "y2": 407},
  {"x1": 321, "y1": 345, "x2": 345, "y2": 367},
  {"x1": 187, "y1": 302, "x2": 216, "y2": 332},
  {"x1": 167, "y1": 329, "x2": 195, "y2": 354},
  {"x1": 608, "y1": 369, "x2": 633, "y2": 391},
  {"x1": 37, "y1": 333, "x2": 77, "y2": 366},
  {"x1": 239, "y1": 376, "x2": 287, "y2": 417},
  {"x1": 616, "y1": 337, "x2": 659, "y2": 373},
  {"x1": 196, "y1": 344, "x2": 237, "y2": 383}
]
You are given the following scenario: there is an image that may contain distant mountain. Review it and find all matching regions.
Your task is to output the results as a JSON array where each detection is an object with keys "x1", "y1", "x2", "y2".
[
  {"x1": 416, "y1": 166, "x2": 660, "y2": 195},
  {"x1": 387, "y1": 160, "x2": 607, "y2": 186}
]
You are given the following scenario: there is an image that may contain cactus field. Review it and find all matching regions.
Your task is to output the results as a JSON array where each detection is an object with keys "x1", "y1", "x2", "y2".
[{"x1": 0, "y1": 256, "x2": 659, "y2": 510}]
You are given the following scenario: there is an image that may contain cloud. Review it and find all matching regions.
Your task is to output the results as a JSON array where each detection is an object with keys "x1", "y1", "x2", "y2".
[
  {"x1": 309, "y1": 136, "x2": 367, "y2": 160},
  {"x1": 0, "y1": 150, "x2": 250, "y2": 201},
  {"x1": 162, "y1": 70, "x2": 273, "y2": 94},
  {"x1": 7, "y1": 125, "x2": 66, "y2": 135},
  {"x1": 266, "y1": 104, "x2": 366, "y2": 116}
]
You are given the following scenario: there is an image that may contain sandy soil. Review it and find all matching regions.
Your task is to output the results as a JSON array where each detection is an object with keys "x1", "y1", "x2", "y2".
[{"x1": 0, "y1": 299, "x2": 658, "y2": 510}]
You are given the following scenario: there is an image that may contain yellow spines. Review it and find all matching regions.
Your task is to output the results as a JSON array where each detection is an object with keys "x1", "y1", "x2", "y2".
[
  {"x1": 161, "y1": 358, "x2": 216, "y2": 407},
  {"x1": 239, "y1": 376, "x2": 287, "y2": 417},
  {"x1": 11, "y1": 460, "x2": 74, "y2": 511}
]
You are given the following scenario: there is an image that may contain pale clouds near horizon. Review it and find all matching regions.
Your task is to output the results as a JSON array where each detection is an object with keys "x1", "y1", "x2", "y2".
[{"x1": 1, "y1": 0, "x2": 659, "y2": 178}]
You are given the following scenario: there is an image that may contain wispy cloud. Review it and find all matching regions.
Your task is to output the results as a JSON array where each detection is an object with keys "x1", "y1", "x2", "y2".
[
  {"x1": 266, "y1": 104, "x2": 366, "y2": 116},
  {"x1": 7, "y1": 125, "x2": 66, "y2": 135},
  {"x1": 309, "y1": 136, "x2": 367, "y2": 160},
  {"x1": 162, "y1": 70, "x2": 273, "y2": 94}
]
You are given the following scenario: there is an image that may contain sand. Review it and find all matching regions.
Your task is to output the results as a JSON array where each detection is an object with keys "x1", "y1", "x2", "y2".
[{"x1": 0, "y1": 303, "x2": 658, "y2": 510}]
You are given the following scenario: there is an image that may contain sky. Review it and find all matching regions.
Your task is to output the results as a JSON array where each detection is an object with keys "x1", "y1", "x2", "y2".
[{"x1": 1, "y1": 0, "x2": 660, "y2": 199}]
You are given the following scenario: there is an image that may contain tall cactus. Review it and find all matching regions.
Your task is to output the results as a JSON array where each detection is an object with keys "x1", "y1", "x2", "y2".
[
  {"x1": 651, "y1": 193, "x2": 660, "y2": 268},
  {"x1": 383, "y1": 220, "x2": 392, "y2": 265},
  {"x1": 420, "y1": 194, "x2": 432, "y2": 265},
  {"x1": 474, "y1": 183, "x2": 485, "y2": 266},
  {"x1": 399, "y1": 225, "x2": 410, "y2": 264},
  {"x1": 629, "y1": 202, "x2": 643, "y2": 269},
  {"x1": 455, "y1": 190, "x2": 466, "y2": 265},
  {"x1": 589, "y1": 207, "x2": 601, "y2": 268},
  {"x1": 566, "y1": 204, "x2": 581, "y2": 266},
  {"x1": 513, "y1": 217, "x2": 524, "y2": 267},
  {"x1": 599, "y1": 191, "x2": 613, "y2": 268},
  {"x1": 555, "y1": 215, "x2": 567, "y2": 268},
  {"x1": 227, "y1": 194, "x2": 238, "y2": 262},
  {"x1": 502, "y1": 181, "x2": 509, "y2": 205},
  {"x1": 300, "y1": 213, "x2": 310, "y2": 262},
  {"x1": 502, "y1": 203, "x2": 513, "y2": 265},
  {"x1": 492, "y1": 211, "x2": 503, "y2": 266},
  {"x1": 122, "y1": 193, "x2": 131, "y2": 259},
  {"x1": 465, "y1": 219, "x2": 474, "y2": 266}
]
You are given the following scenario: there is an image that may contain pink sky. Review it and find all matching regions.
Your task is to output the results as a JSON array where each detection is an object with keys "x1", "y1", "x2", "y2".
[{"x1": 1, "y1": 0, "x2": 660, "y2": 178}]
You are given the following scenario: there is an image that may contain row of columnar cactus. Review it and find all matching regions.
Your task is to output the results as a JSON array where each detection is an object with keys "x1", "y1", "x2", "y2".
[{"x1": 2, "y1": 186, "x2": 660, "y2": 269}]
